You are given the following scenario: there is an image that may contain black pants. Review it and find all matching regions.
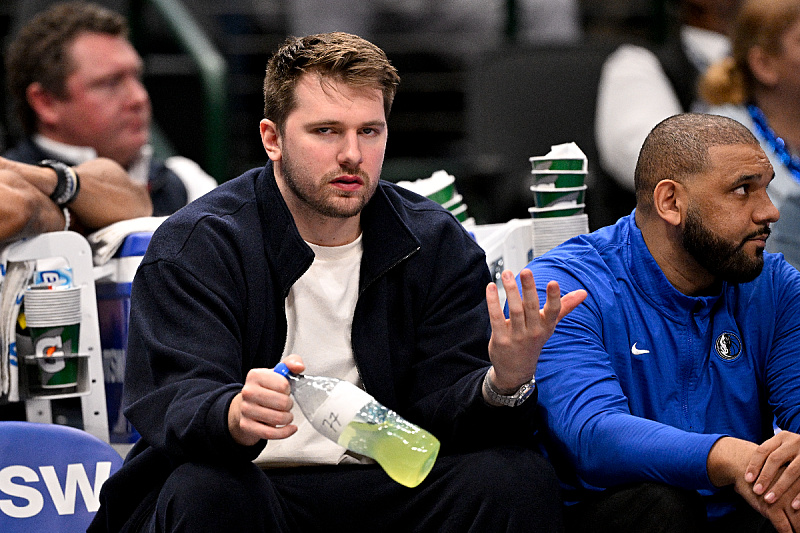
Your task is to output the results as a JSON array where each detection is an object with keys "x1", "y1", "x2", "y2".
[
  {"x1": 563, "y1": 482, "x2": 777, "y2": 533},
  {"x1": 143, "y1": 446, "x2": 563, "y2": 532}
]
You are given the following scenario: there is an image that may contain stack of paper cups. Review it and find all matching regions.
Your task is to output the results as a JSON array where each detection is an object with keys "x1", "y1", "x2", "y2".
[
  {"x1": 396, "y1": 170, "x2": 473, "y2": 225},
  {"x1": 528, "y1": 142, "x2": 588, "y2": 218}
]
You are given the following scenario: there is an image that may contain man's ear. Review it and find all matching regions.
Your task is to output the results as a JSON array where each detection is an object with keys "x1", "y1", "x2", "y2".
[
  {"x1": 260, "y1": 119, "x2": 282, "y2": 162},
  {"x1": 653, "y1": 179, "x2": 685, "y2": 227},
  {"x1": 26, "y1": 82, "x2": 61, "y2": 127},
  {"x1": 748, "y1": 45, "x2": 780, "y2": 88}
]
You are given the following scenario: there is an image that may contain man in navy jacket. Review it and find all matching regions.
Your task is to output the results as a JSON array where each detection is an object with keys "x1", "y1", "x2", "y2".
[{"x1": 89, "y1": 32, "x2": 585, "y2": 532}]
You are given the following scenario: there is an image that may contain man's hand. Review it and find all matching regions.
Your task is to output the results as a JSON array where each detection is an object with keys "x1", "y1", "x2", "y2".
[
  {"x1": 227, "y1": 355, "x2": 305, "y2": 446},
  {"x1": 485, "y1": 268, "x2": 586, "y2": 393},
  {"x1": 747, "y1": 432, "x2": 800, "y2": 509},
  {"x1": 741, "y1": 466, "x2": 800, "y2": 533},
  {"x1": 709, "y1": 434, "x2": 800, "y2": 532},
  {"x1": 0, "y1": 169, "x2": 65, "y2": 243}
]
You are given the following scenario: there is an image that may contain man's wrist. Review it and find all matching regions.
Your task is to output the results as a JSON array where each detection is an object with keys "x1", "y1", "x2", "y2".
[
  {"x1": 482, "y1": 369, "x2": 536, "y2": 407},
  {"x1": 707, "y1": 436, "x2": 756, "y2": 488},
  {"x1": 38, "y1": 159, "x2": 81, "y2": 206}
]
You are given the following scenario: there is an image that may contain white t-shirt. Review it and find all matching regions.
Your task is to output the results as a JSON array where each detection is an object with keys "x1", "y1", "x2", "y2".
[{"x1": 255, "y1": 235, "x2": 365, "y2": 467}]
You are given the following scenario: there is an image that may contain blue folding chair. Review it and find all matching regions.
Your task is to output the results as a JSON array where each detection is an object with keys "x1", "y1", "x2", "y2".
[{"x1": 0, "y1": 421, "x2": 123, "y2": 532}]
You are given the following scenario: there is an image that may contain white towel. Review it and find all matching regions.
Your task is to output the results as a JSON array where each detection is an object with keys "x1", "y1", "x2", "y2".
[{"x1": 87, "y1": 216, "x2": 167, "y2": 266}]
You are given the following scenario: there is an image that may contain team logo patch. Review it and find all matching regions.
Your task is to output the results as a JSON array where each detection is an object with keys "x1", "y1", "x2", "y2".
[{"x1": 714, "y1": 332, "x2": 742, "y2": 361}]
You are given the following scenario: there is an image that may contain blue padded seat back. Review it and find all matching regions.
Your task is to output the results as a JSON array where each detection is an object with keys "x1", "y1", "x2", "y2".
[{"x1": 0, "y1": 421, "x2": 123, "y2": 532}]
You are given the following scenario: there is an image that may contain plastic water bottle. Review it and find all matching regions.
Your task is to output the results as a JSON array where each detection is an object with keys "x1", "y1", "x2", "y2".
[{"x1": 274, "y1": 362, "x2": 440, "y2": 487}]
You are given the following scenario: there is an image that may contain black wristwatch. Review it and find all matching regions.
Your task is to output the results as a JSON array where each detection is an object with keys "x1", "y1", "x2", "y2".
[{"x1": 38, "y1": 159, "x2": 80, "y2": 206}]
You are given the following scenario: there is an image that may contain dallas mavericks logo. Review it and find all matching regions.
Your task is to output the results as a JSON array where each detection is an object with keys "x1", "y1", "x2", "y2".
[{"x1": 714, "y1": 332, "x2": 742, "y2": 361}]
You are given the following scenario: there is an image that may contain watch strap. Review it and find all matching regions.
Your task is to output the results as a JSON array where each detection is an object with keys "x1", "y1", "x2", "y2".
[
  {"x1": 483, "y1": 370, "x2": 536, "y2": 407},
  {"x1": 38, "y1": 159, "x2": 80, "y2": 206}
]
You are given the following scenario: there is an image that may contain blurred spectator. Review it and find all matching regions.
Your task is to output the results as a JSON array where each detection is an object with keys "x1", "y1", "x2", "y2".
[
  {"x1": 701, "y1": 0, "x2": 800, "y2": 268},
  {"x1": 3, "y1": 1, "x2": 217, "y2": 217},
  {"x1": 595, "y1": 0, "x2": 740, "y2": 193}
]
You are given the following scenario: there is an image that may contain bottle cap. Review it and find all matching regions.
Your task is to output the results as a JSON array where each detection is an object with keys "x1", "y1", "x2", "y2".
[{"x1": 273, "y1": 362, "x2": 292, "y2": 378}]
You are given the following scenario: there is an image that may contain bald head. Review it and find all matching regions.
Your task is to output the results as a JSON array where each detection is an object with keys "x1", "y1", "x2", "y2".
[{"x1": 634, "y1": 113, "x2": 759, "y2": 213}]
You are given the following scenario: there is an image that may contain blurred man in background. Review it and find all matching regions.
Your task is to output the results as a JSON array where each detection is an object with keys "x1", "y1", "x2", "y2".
[
  {"x1": 3, "y1": 1, "x2": 217, "y2": 217},
  {"x1": 595, "y1": 0, "x2": 740, "y2": 194}
]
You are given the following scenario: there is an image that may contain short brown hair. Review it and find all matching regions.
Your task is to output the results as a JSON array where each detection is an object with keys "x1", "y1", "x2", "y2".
[
  {"x1": 263, "y1": 32, "x2": 401, "y2": 132},
  {"x1": 634, "y1": 113, "x2": 759, "y2": 211},
  {"x1": 5, "y1": 1, "x2": 128, "y2": 135}
]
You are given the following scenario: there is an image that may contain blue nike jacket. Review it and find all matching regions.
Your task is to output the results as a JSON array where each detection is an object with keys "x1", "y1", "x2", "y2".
[{"x1": 525, "y1": 212, "x2": 800, "y2": 517}]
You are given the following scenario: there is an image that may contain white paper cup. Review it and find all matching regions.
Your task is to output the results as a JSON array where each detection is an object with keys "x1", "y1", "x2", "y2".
[{"x1": 25, "y1": 286, "x2": 81, "y2": 327}]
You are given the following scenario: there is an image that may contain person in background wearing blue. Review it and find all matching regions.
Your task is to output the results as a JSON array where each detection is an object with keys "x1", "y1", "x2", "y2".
[
  {"x1": 88, "y1": 32, "x2": 586, "y2": 532},
  {"x1": 700, "y1": 0, "x2": 800, "y2": 270},
  {"x1": 522, "y1": 113, "x2": 800, "y2": 532},
  {"x1": 3, "y1": 1, "x2": 217, "y2": 219}
]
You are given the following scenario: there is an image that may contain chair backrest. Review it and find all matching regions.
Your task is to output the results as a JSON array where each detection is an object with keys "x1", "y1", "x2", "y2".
[{"x1": 0, "y1": 421, "x2": 123, "y2": 532}]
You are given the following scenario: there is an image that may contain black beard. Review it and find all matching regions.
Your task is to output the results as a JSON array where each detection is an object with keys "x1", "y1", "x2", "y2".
[{"x1": 681, "y1": 205, "x2": 768, "y2": 284}]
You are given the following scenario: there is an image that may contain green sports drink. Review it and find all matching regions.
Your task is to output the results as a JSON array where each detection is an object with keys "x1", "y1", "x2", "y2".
[
  {"x1": 337, "y1": 404, "x2": 440, "y2": 488},
  {"x1": 274, "y1": 363, "x2": 440, "y2": 488}
]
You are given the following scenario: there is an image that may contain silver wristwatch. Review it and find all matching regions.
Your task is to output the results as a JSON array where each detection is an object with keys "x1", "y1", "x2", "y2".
[{"x1": 483, "y1": 371, "x2": 536, "y2": 407}]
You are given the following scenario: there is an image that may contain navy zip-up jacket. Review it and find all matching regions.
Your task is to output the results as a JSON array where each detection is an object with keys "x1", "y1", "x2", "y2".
[{"x1": 90, "y1": 162, "x2": 540, "y2": 531}]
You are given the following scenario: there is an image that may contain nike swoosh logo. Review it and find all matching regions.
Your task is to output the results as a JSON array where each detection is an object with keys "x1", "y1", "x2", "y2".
[{"x1": 631, "y1": 343, "x2": 650, "y2": 355}]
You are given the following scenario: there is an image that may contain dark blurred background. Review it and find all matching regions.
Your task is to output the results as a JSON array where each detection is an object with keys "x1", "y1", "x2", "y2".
[{"x1": 0, "y1": 0, "x2": 678, "y2": 229}]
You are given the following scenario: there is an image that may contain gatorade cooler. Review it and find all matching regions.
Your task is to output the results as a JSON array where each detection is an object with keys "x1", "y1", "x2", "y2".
[{"x1": 96, "y1": 232, "x2": 152, "y2": 443}]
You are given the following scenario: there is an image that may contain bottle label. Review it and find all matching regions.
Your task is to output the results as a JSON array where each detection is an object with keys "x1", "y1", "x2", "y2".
[{"x1": 309, "y1": 381, "x2": 372, "y2": 441}]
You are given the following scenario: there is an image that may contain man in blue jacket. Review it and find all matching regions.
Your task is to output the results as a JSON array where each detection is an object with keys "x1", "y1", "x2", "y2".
[
  {"x1": 89, "y1": 32, "x2": 586, "y2": 532},
  {"x1": 525, "y1": 112, "x2": 800, "y2": 532}
]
